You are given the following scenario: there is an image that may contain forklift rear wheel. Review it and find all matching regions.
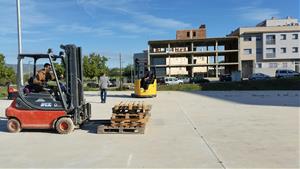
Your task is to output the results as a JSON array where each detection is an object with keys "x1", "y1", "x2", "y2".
[
  {"x1": 56, "y1": 117, "x2": 74, "y2": 134},
  {"x1": 7, "y1": 119, "x2": 21, "y2": 133}
]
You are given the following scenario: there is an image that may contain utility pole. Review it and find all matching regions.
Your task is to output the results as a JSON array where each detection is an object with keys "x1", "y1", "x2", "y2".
[
  {"x1": 119, "y1": 53, "x2": 123, "y2": 89},
  {"x1": 130, "y1": 63, "x2": 133, "y2": 84},
  {"x1": 16, "y1": 0, "x2": 23, "y2": 85}
]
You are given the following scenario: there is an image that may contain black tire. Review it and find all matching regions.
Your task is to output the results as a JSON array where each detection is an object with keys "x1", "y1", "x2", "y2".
[
  {"x1": 7, "y1": 118, "x2": 21, "y2": 133},
  {"x1": 55, "y1": 117, "x2": 74, "y2": 134}
]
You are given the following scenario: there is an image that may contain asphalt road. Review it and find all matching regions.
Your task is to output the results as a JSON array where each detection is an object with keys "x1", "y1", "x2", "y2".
[{"x1": 0, "y1": 91, "x2": 299, "y2": 168}]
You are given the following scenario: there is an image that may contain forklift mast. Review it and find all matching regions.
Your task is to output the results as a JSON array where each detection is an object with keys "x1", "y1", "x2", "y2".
[{"x1": 61, "y1": 44, "x2": 90, "y2": 124}]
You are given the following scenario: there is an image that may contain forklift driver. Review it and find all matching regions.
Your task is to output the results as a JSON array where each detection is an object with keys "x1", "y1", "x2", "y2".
[
  {"x1": 141, "y1": 71, "x2": 150, "y2": 90},
  {"x1": 32, "y1": 63, "x2": 55, "y2": 93}
]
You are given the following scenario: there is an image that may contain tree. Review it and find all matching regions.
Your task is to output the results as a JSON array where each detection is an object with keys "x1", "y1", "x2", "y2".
[
  {"x1": 0, "y1": 54, "x2": 16, "y2": 85},
  {"x1": 53, "y1": 62, "x2": 65, "y2": 77},
  {"x1": 83, "y1": 53, "x2": 108, "y2": 82},
  {"x1": 123, "y1": 64, "x2": 133, "y2": 78},
  {"x1": 108, "y1": 68, "x2": 120, "y2": 77}
]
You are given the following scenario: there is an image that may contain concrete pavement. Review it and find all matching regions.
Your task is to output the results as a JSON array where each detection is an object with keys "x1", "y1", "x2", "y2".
[{"x1": 0, "y1": 91, "x2": 299, "y2": 168}]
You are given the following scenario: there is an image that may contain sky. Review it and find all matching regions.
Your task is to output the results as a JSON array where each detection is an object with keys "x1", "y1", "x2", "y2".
[{"x1": 0, "y1": 0, "x2": 299, "y2": 67}]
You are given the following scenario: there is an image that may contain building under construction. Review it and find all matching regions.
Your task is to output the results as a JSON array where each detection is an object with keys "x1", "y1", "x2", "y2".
[
  {"x1": 148, "y1": 37, "x2": 239, "y2": 78},
  {"x1": 134, "y1": 25, "x2": 240, "y2": 78}
]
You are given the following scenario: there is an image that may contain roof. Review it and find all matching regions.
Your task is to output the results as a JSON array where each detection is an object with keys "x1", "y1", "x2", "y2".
[
  {"x1": 148, "y1": 36, "x2": 239, "y2": 45},
  {"x1": 18, "y1": 54, "x2": 62, "y2": 59},
  {"x1": 228, "y1": 25, "x2": 300, "y2": 36}
]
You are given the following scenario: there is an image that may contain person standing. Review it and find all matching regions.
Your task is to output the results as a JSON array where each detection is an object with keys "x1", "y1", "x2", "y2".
[{"x1": 99, "y1": 73, "x2": 109, "y2": 103}]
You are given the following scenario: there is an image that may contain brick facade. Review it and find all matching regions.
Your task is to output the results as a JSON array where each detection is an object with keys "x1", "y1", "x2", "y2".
[{"x1": 176, "y1": 24, "x2": 206, "y2": 40}]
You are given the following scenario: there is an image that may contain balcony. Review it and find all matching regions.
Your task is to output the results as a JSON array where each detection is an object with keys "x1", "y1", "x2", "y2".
[
  {"x1": 266, "y1": 53, "x2": 276, "y2": 58},
  {"x1": 266, "y1": 40, "x2": 275, "y2": 45}
]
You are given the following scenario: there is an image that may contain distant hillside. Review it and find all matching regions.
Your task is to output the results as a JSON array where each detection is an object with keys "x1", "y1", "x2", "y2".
[{"x1": 6, "y1": 64, "x2": 43, "y2": 74}]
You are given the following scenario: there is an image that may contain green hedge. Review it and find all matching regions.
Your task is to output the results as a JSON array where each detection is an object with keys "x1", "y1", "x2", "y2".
[
  {"x1": 201, "y1": 78, "x2": 300, "y2": 91},
  {"x1": 0, "y1": 86, "x2": 7, "y2": 99},
  {"x1": 158, "y1": 78, "x2": 300, "y2": 91},
  {"x1": 158, "y1": 84, "x2": 201, "y2": 91}
]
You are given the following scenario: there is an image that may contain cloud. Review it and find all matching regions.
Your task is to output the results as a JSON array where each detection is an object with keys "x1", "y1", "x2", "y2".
[
  {"x1": 77, "y1": 0, "x2": 191, "y2": 32},
  {"x1": 56, "y1": 24, "x2": 114, "y2": 36},
  {"x1": 135, "y1": 13, "x2": 191, "y2": 29},
  {"x1": 0, "y1": 0, "x2": 52, "y2": 36},
  {"x1": 236, "y1": 6, "x2": 280, "y2": 21}
]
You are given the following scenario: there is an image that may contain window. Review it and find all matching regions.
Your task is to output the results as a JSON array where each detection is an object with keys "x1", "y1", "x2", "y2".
[
  {"x1": 279, "y1": 70, "x2": 287, "y2": 74},
  {"x1": 281, "y1": 48, "x2": 287, "y2": 53},
  {"x1": 266, "y1": 35, "x2": 276, "y2": 45},
  {"x1": 256, "y1": 36, "x2": 262, "y2": 41},
  {"x1": 256, "y1": 48, "x2": 262, "y2": 54},
  {"x1": 257, "y1": 63, "x2": 262, "y2": 68},
  {"x1": 280, "y1": 34, "x2": 286, "y2": 40},
  {"x1": 292, "y1": 34, "x2": 298, "y2": 40},
  {"x1": 266, "y1": 48, "x2": 276, "y2": 58},
  {"x1": 243, "y1": 49, "x2": 252, "y2": 55},
  {"x1": 282, "y1": 63, "x2": 288, "y2": 68},
  {"x1": 243, "y1": 36, "x2": 252, "y2": 41},
  {"x1": 292, "y1": 47, "x2": 299, "y2": 53},
  {"x1": 187, "y1": 32, "x2": 190, "y2": 37},
  {"x1": 193, "y1": 31, "x2": 196, "y2": 37},
  {"x1": 269, "y1": 63, "x2": 278, "y2": 68}
]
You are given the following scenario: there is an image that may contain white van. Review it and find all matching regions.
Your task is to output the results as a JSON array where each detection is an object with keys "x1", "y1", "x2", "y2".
[
  {"x1": 275, "y1": 69, "x2": 300, "y2": 78},
  {"x1": 164, "y1": 77, "x2": 184, "y2": 85}
]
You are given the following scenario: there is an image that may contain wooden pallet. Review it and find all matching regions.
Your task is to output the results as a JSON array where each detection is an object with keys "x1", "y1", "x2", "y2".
[
  {"x1": 111, "y1": 113, "x2": 150, "y2": 123},
  {"x1": 96, "y1": 101, "x2": 151, "y2": 134},
  {"x1": 111, "y1": 121, "x2": 146, "y2": 127},
  {"x1": 97, "y1": 125, "x2": 145, "y2": 134},
  {"x1": 112, "y1": 101, "x2": 152, "y2": 114}
]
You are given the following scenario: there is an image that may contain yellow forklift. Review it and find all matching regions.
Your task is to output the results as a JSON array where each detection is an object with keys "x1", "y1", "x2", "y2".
[{"x1": 131, "y1": 59, "x2": 157, "y2": 98}]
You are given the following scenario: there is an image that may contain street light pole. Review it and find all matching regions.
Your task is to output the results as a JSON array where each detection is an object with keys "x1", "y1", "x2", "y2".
[
  {"x1": 119, "y1": 53, "x2": 123, "y2": 89},
  {"x1": 16, "y1": 0, "x2": 23, "y2": 85}
]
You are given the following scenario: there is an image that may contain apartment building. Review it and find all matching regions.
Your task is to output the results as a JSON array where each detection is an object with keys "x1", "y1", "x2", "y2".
[
  {"x1": 229, "y1": 17, "x2": 300, "y2": 78},
  {"x1": 148, "y1": 37, "x2": 239, "y2": 78}
]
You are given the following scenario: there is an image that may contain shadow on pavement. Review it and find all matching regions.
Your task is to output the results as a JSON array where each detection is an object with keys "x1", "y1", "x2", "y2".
[
  {"x1": 0, "y1": 117, "x2": 7, "y2": 132},
  {"x1": 183, "y1": 91, "x2": 300, "y2": 107},
  {"x1": 81, "y1": 120, "x2": 111, "y2": 134}
]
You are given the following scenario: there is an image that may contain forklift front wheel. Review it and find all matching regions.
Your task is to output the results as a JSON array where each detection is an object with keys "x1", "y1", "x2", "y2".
[
  {"x1": 55, "y1": 117, "x2": 75, "y2": 134},
  {"x1": 7, "y1": 118, "x2": 22, "y2": 133}
]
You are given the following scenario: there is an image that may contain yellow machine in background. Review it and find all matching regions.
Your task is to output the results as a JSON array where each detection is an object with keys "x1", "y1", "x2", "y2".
[
  {"x1": 131, "y1": 59, "x2": 157, "y2": 98},
  {"x1": 132, "y1": 79, "x2": 157, "y2": 98}
]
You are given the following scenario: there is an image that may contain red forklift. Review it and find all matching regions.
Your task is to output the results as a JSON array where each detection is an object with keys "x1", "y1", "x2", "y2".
[{"x1": 5, "y1": 44, "x2": 91, "y2": 134}]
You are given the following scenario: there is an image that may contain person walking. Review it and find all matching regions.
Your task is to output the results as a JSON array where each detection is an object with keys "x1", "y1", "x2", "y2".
[{"x1": 99, "y1": 73, "x2": 109, "y2": 103}]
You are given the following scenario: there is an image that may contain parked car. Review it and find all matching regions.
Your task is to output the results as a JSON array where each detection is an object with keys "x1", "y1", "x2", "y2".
[
  {"x1": 109, "y1": 79, "x2": 117, "y2": 87},
  {"x1": 164, "y1": 77, "x2": 184, "y2": 85},
  {"x1": 7, "y1": 83, "x2": 18, "y2": 100},
  {"x1": 87, "y1": 82, "x2": 99, "y2": 88},
  {"x1": 178, "y1": 77, "x2": 191, "y2": 84},
  {"x1": 190, "y1": 76, "x2": 209, "y2": 84},
  {"x1": 249, "y1": 73, "x2": 271, "y2": 80},
  {"x1": 219, "y1": 74, "x2": 232, "y2": 82},
  {"x1": 157, "y1": 77, "x2": 166, "y2": 85},
  {"x1": 275, "y1": 69, "x2": 300, "y2": 78}
]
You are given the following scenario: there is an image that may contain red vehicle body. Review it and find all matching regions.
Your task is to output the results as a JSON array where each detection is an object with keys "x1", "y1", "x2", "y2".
[{"x1": 6, "y1": 100, "x2": 66, "y2": 129}]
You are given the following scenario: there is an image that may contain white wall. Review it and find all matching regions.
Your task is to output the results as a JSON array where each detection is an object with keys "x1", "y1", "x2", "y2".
[
  {"x1": 254, "y1": 61, "x2": 298, "y2": 76},
  {"x1": 263, "y1": 32, "x2": 300, "y2": 60}
]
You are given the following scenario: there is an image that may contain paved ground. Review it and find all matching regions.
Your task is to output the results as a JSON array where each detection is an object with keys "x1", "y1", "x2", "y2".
[{"x1": 0, "y1": 91, "x2": 299, "y2": 168}]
